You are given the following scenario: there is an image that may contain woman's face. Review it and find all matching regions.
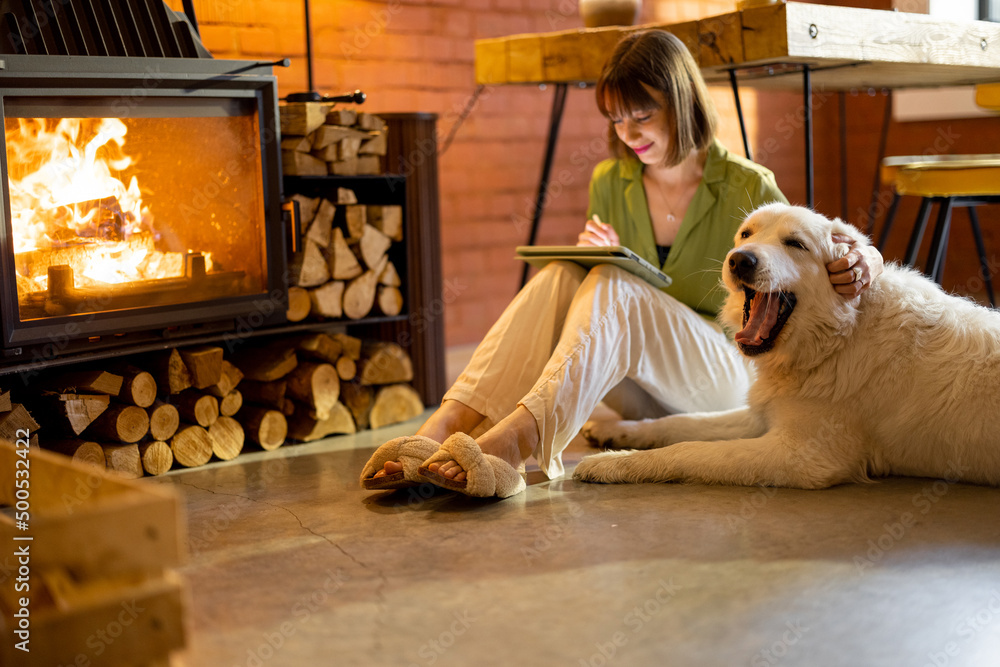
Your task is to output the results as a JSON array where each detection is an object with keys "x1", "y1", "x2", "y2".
[{"x1": 607, "y1": 84, "x2": 672, "y2": 166}]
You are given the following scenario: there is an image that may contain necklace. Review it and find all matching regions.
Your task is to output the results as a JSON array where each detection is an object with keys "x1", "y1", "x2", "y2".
[{"x1": 644, "y1": 173, "x2": 684, "y2": 225}]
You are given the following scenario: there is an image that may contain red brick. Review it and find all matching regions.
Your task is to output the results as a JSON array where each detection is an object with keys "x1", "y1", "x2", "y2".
[
  {"x1": 387, "y1": 4, "x2": 439, "y2": 33},
  {"x1": 493, "y1": 0, "x2": 524, "y2": 11},
  {"x1": 238, "y1": 26, "x2": 278, "y2": 56},
  {"x1": 440, "y1": 8, "x2": 473, "y2": 37},
  {"x1": 197, "y1": 24, "x2": 238, "y2": 56}
]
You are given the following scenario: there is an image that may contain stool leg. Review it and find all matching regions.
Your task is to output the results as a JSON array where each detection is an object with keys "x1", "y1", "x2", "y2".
[
  {"x1": 905, "y1": 198, "x2": 934, "y2": 266},
  {"x1": 925, "y1": 197, "x2": 954, "y2": 284},
  {"x1": 967, "y1": 206, "x2": 995, "y2": 307},
  {"x1": 877, "y1": 192, "x2": 901, "y2": 251}
]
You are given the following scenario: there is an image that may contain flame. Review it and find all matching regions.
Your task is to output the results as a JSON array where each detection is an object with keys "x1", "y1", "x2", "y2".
[{"x1": 5, "y1": 117, "x2": 188, "y2": 291}]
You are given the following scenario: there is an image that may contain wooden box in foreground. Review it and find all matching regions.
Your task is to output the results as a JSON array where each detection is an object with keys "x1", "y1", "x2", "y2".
[{"x1": 0, "y1": 441, "x2": 187, "y2": 666}]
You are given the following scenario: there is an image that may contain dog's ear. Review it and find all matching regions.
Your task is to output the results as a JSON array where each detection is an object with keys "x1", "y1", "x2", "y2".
[{"x1": 829, "y1": 217, "x2": 870, "y2": 247}]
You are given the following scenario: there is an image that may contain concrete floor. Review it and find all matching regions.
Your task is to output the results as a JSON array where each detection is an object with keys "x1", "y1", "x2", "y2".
[{"x1": 158, "y1": 413, "x2": 1000, "y2": 667}]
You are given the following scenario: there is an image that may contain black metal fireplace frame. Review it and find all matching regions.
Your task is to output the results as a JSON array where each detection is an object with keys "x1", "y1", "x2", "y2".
[{"x1": 0, "y1": 54, "x2": 286, "y2": 365}]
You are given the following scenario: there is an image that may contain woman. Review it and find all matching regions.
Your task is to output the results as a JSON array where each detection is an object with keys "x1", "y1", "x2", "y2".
[{"x1": 361, "y1": 30, "x2": 881, "y2": 498}]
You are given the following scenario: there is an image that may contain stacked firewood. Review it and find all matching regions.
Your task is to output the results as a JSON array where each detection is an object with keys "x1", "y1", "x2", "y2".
[
  {"x1": 24, "y1": 334, "x2": 423, "y2": 474},
  {"x1": 280, "y1": 102, "x2": 387, "y2": 176},
  {"x1": 230, "y1": 332, "x2": 424, "y2": 442},
  {"x1": 285, "y1": 186, "x2": 404, "y2": 323}
]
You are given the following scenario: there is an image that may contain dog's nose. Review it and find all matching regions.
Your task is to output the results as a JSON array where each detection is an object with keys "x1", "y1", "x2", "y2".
[{"x1": 729, "y1": 250, "x2": 757, "y2": 281}]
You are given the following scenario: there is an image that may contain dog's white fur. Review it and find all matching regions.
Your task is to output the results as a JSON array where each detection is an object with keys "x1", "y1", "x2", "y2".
[{"x1": 574, "y1": 203, "x2": 1000, "y2": 488}]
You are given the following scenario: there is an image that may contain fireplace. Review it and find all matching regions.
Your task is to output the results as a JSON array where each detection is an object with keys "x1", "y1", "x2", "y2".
[{"x1": 0, "y1": 54, "x2": 285, "y2": 367}]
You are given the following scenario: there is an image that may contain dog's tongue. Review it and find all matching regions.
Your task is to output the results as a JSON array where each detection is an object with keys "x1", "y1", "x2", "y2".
[{"x1": 736, "y1": 292, "x2": 780, "y2": 346}]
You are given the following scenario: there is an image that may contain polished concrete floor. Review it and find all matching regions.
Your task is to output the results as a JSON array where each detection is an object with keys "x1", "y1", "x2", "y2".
[{"x1": 158, "y1": 412, "x2": 1000, "y2": 667}]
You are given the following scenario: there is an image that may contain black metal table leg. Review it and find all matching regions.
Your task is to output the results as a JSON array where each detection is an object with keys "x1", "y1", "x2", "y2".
[
  {"x1": 925, "y1": 197, "x2": 954, "y2": 284},
  {"x1": 729, "y1": 69, "x2": 752, "y2": 161},
  {"x1": 803, "y1": 65, "x2": 813, "y2": 209},
  {"x1": 905, "y1": 197, "x2": 934, "y2": 266},
  {"x1": 519, "y1": 82, "x2": 569, "y2": 290}
]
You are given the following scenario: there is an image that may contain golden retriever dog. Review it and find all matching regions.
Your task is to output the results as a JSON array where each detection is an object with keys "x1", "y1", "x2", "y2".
[{"x1": 574, "y1": 203, "x2": 1000, "y2": 488}]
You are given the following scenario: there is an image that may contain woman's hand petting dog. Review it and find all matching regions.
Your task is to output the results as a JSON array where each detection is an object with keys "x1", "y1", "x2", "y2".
[{"x1": 827, "y1": 233, "x2": 883, "y2": 297}]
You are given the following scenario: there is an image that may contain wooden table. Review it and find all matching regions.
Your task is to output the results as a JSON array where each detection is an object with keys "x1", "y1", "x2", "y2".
[{"x1": 475, "y1": 2, "x2": 1000, "y2": 283}]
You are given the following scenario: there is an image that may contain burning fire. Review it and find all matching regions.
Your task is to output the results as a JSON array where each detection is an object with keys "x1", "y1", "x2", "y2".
[{"x1": 5, "y1": 117, "x2": 203, "y2": 293}]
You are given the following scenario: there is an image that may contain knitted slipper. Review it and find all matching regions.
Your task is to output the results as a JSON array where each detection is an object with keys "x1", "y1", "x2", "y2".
[
  {"x1": 416, "y1": 433, "x2": 526, "y2": 498},
  {"x1": 360, "y1": 436, "x2": 442, "y2": 490}
]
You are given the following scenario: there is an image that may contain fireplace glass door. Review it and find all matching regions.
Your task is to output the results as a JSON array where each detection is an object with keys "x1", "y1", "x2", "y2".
[{"x1": 3, "y1": 95, "x2": 270, "y2": 329}]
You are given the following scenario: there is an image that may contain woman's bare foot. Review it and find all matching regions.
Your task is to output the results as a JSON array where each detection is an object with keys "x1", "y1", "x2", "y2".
[
  {"x1": 371, "y1": 400, "x2": 484, "y2": 478},
  {"x1": 425, "y1": 405, "x2": 538, "y2": 482}
]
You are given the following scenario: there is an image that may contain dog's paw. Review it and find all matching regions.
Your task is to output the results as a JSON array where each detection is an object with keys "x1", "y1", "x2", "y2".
[
  {"x1": 573, "y1": 450, "x2": 648, "y2": 484},
  {"x1": 581, "y1": 419, "x2": 663, "y2": 450}
]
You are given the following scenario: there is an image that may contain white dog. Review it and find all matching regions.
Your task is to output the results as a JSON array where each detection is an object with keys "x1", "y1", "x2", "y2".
[{"x1": 574, "y1": 203, "x2": 1000, "y2": 488}]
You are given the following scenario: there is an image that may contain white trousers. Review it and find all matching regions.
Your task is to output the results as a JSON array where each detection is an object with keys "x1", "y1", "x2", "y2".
[{"x1": 446, "y1": 261, "x2": 752, "y2": 478}]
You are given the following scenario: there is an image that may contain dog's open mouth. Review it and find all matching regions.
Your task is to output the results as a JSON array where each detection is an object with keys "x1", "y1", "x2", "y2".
[{"x1": 735, "y1": 287, "x2": 796, "y2": 355}]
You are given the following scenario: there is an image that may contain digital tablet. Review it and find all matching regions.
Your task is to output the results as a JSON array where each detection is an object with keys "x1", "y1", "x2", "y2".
[{"x1": 515, "y1": 245, "x2": 672, "y2": 289}]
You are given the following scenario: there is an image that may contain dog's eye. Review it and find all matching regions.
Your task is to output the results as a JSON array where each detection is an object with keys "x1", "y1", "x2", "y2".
[
  {"x1": 783, "y1": 238, "x2": 808, "y2": 251},
  {"x1": 740, "y1": 229, "x2": 752, "y2": 239}
]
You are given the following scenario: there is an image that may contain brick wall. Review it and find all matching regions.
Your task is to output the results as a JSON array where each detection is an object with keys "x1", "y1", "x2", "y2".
[{"x1": 168, "y1": 0, "x2": 997, "y2": 351}]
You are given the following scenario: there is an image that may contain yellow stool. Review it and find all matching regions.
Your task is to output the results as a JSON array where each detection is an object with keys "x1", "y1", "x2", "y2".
[{"x1": 877, "y1": 84, "x2": 1000, "y2": 306}]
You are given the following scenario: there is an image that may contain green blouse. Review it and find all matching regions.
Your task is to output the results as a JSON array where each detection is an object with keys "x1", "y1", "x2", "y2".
[{"x1": 586, "y1": 139, "x2": 788, "y2": 319}]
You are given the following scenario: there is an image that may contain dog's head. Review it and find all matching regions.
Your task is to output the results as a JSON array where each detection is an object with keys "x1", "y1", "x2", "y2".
[{"x1": 720, "y1": 203, "x2": 867, "y2": 367}]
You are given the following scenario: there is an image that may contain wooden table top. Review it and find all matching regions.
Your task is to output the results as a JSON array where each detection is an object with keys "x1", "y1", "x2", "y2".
[{"x1": 474, "y1": 2, "x2": 1000, "y2": 91}]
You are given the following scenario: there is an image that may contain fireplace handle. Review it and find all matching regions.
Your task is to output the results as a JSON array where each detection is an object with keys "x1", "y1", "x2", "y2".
[{"x1": 283, "y1": 200, "x2": 300, "y2": 254}]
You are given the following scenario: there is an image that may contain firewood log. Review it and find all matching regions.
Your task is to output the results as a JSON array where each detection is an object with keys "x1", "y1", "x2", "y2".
[
  {"x1": 332, "y1": 333, "x2": 362, "y2": 360},
  {"x1": 45, "y1": 439, "x2": 106, "y2": 469},
  {"x1": 150, "y1": 348, "x2": 193, "y2": 394},
  {"x1": 205, "y1": 360, "x2": 244, "y2": 398},
  {"x1": 286, "y1": 362, "x2": 340, "y2": 420},
  {"x1": 232, "y1": 345, "x2": 298, "y2": 381},
  {"x1": 0, "y1": 390, "x2": 11, "y2": 412},
  {"x1": 115, "y1": 366, "x2": 157, "y2": 408},
  {"x1": 359, "y1": 342, "x2": 414, "y2": 385},
  {"x1": 282, "y1": 150, "x2": 327, "y2": 176},
  {"x1": 312, "y1": 121, "x2": 365, "y2": 147},
  {"x1": 86, "y1": 405, "x2": 149, "y2": 444},
  {"x1": 170, "y1": 425, "x2": 213, "y2": 467},
  {"x1": 368, "y1": 205, "x2": 403, "y2": 241},
  {"x1": 0, "y1": 404, "x2": 39, "y2": 442},
  {"x1": 46, "y1": 369, "x2": 123, "y2": 396},
  {"x1": 282, "y1": 398, "x2": 296, "y2": 416},
  {"x1": 287, "y1": 400, "x2": 356, "y2": 442},
  {"x1": 327, "y1": 156, "x2": 357, "y2": 175},
  {"x1": 377, "y1": 260, "x2": 402, "y2": 287},
  {"x1": 340, "y1": 380, "x2": 374, "y2": 430},
  {"x1": 281, "y1": 101, "x2": 330, "y2": 136},
  {"x1": 293, "y1": 333, "x2": 342, "y2": 363},
  {"x1": 32, "y1": 392, "x2": 109, "y2": 435},
  {"x1": 343, "y1": 268, "x2": 380, "y2": 320},
  {"x1": 370, "y1": 384, "x2": 425, "y2": 430},
  {"x1": 286, "y1": 286, "x2": 311, "y2": 322},
  {"x1": 290, "y1": 239, "x2": 331, "y2": 287},
  {"x1": 208, "y1": 416, "x2": 244, "y2": 460},
  {"x1": 241, "y1": 406, "x2": 287, "y2": 450},
  {"x1": 239, "y1": 379, "x2": 287, "y2": 409},
  {"x1": 102, "y1": 443, "x2": 143, "y2": 479},
  {"x1": 173, "y1": 392, "x2": 219, "y2": 428},
  {"x1": 178, "y1": 346, "x2": 224, "y2": 389},
  {"x1": 281, "y1": 135, "x2": 312, "y2": 153},
  {"x1": 305, "y1": 198, "x2": 336, "y2": 248},
  {"x1": 359, "y1": 131, "x2": 387, "y2": 156},
  {"x1": 326, "y1": 109, "x2": 358, "y2": 126},
  {"x1": 336, "y1": 356, "x2": 356, "y2": 382},
  {"x1": 356, "y1": 112, "x2": 384, "y2": 131},
  {"x1": 149, "y1": 400, "x2": 180, "y2": 442},
  {"x1": 344, "y1": 205, "x2": 367, "y2": 240},
  {"x1": 309, "y1": 281, "x2": 344, "y2": 318},
  {"x1": 337, "y1": 137, "x2": 363, "y2": 161},
  {"x1": 290, "y1": 193, "x2": 320, "y2": 226},
  {"x1": 138, "y1": 441, "x2": 173, "y2": 475},
  {"x1": 377, "y1": 285, "x2": 404, "y2": 316},
  {"x1": 220, "y1": 390, "x2": 243, "y2": 417},
  {"x1": 329, "y1": 227, "x2": 363, "y2": 280},
  {"x1": 356, "y1": 156, "x2": 381, "y2": 175},
  {"x1": 359, "y1": 224, "x2": 391, "y2": 270},
  {"x1": 337, "y1": 187, "x2": 357, "y2": 204}
]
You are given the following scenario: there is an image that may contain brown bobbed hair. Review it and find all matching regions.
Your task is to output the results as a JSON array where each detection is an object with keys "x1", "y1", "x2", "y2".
[{"x1": 596, "y1": 30, "x2": 718, "y2": 167}]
